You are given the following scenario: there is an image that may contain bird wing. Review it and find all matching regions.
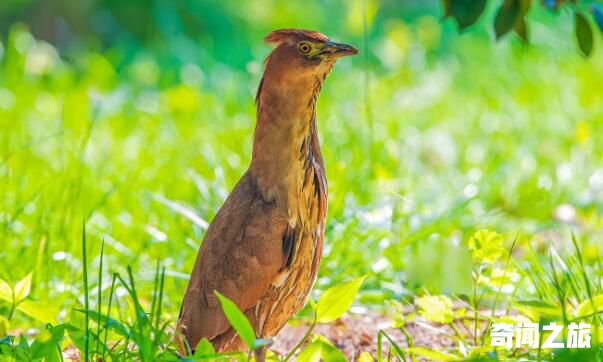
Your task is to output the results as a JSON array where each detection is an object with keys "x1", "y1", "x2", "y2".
[{"x1": 178, "y1": 171, "x2": 289, "y2": 347}]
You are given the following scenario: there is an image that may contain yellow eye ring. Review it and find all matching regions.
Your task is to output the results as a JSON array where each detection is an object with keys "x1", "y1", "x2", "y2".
[{"x1": 298, "y1": 42, "x2": 312, "y2": 54}]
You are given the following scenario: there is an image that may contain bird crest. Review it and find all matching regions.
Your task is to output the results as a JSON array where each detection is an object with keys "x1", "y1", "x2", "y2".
[{"x1": 264, "y1": 29, "x2": 329, "y2": 45}]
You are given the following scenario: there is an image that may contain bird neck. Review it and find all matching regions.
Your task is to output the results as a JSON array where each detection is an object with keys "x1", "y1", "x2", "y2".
[{"x1": 249, "y1": 75, "x2": 324, "y2": 214}]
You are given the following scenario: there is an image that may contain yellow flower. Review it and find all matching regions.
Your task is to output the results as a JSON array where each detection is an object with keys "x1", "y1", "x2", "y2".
[
  {"x1": 416, "y1": 295, "x2": 454, "y2": 324},
  {"x1": 468, "y1": 229, "x2": 505, "y2": 264}
]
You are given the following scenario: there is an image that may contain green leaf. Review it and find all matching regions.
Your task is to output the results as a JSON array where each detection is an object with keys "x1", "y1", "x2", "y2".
[
  {"x1": 316, "y1": 276, "x2": 366, "y2": 323},
  {"x1": 0, "y1": 279, "x2": 11, "y2": 303},
  {"x1": 18, "y1": 335, "x2": 30, "y2": 353},
  {"x1": 514, "y1": 300, "x2": 563, "y2": 319},
  {"x1": 0, "y1": 316, "x2": 9, "y2": 338},
  {"x1": 193, "y1": 338, "x2": 216, "y2": 357},
  {"x1": 69, "y1": 305, "x2": 87, "y2": 330},
  {"x1": 18, "y1": 300, "x2": 58, "y2": 324},
  {"x1": 576, "y1": 294, "x2": 603, "y2": 318},
  {"x1": 0, "y1": 335, "x2": 13, "y2": 347},
  {"x1": 450, "y1": 0, "x2": 488, "y2": 31},
  {"x1": 14, "y1": 273, "x2": 32, "y2": 303},
  {"x1": 514, "y1": 0, "x2": 531, "y2": 42},
  {"x1": 513, "y1": 16, "x2": 528, "y2": 42},
  {"x1": 575, "y1": 11, "x2": 594, "y2": 57},
  {"x1": 405, "y1": 347, "x2": 461, "y2": 361},
  {"x1": 214, "y1": 291, "x2": 256, "y2": 349},
  {"x1": 30, "y1": 324, "x2": 66, "y2": 359},
  {"x1": 495, "y1": 0, "x2": 521, "y2": 39},
  {"x1": 65, "y1": 324, "x2": 88, "y2": 355},
  {"x1": 265, "y1": 350, "x2": 280, "y2": 362},
  {"x1": 296, "y1": 335, "x2": 346, "y2": 362},
  {"x1": 74, "y1": 309, "x2": 129, "y2": 336}
]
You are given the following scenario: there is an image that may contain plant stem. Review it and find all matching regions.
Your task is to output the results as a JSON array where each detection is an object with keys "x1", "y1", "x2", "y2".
[
  {"x1": 491, "y1": 234, "x2": 518, "y2": 317},
  {"x1": 82, "y1": 221, "x2": 90, "y2": 362},
  {"x1": 7, "y1": 300, "x2": 15, "y2": 321},
  {"x1": 449, "y1": 321, "x2": 466, "y2": 346},
  {"x1": 399, "y1": 324, "x2": 416, "y2": 362},
  {"x1": 282, "y1": 315, "x2": 317, "y2": 362},
  {"x1": 473, "y1": 270, "x2": 478, "y2": 346}
]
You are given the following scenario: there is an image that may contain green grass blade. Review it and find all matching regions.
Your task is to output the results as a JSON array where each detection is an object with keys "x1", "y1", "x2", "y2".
[
  {"x1": 95, "y1": 239, "x2": 104, "y2": 359},
  {"x1": 102, "y1": 273, "x2": 118, "y2": 362},
  {"x1": 81, "y1": 220, "x2": 90, "y2": 361},
  {"x1": 155, "y1": 266, "x2": 165, "y2": 332}
]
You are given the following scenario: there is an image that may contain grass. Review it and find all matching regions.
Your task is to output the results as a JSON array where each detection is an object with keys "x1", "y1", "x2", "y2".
[{"x1": 1, "y1": 9, "x2": 603, "y2": 361}]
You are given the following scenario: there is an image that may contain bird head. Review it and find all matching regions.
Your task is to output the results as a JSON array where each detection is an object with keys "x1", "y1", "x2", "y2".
[
  {"x1": 265, "y1": 29, "x2": 358, "y2": 62},
  {"x1": 259, "y1": 29, "x2": 358, "y2": 91}
]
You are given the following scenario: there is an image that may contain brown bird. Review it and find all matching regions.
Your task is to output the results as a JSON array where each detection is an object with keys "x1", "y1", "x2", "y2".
[{"x1": 176, "y1": 29, "x2": 358, "y2": 358}]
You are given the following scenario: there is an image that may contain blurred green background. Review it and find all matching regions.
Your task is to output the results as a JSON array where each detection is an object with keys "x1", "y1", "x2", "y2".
[{"x1": 1, "y1": 0, "x2": 602, "y2": 336}]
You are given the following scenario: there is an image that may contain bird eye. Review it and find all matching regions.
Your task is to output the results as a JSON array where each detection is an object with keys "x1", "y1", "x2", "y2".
[{"x1": 298, "y1": 42, "x2": 312, "y2": 54}]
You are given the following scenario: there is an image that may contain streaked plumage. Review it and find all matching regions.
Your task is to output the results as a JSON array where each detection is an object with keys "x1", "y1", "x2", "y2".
[{"x1": 176, "y1": 28, "x2": 358, "y2": 356}]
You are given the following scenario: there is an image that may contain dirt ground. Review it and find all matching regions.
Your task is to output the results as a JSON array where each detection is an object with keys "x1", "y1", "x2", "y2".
[{"x1": 273, "y1": 311, "x2": 460, "y2": 360}]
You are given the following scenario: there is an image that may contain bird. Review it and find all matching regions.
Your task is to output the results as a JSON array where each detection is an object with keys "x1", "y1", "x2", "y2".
[{"x1": 176, "y1": 28, "x2": 358, "y2": 359}]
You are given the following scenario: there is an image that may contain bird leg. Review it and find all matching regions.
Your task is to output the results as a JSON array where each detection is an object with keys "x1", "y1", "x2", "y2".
[
  {"x1": 254, "y1": 346, "x2": 266, "y2": 362},
  {"x1": 253, "y1": 338, "x2": 273, "y2": 362}
]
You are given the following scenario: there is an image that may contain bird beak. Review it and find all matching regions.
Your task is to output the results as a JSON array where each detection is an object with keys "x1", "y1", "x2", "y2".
[{"x1": 318, "y1": 41, "x2": 359, "y2": 59}]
